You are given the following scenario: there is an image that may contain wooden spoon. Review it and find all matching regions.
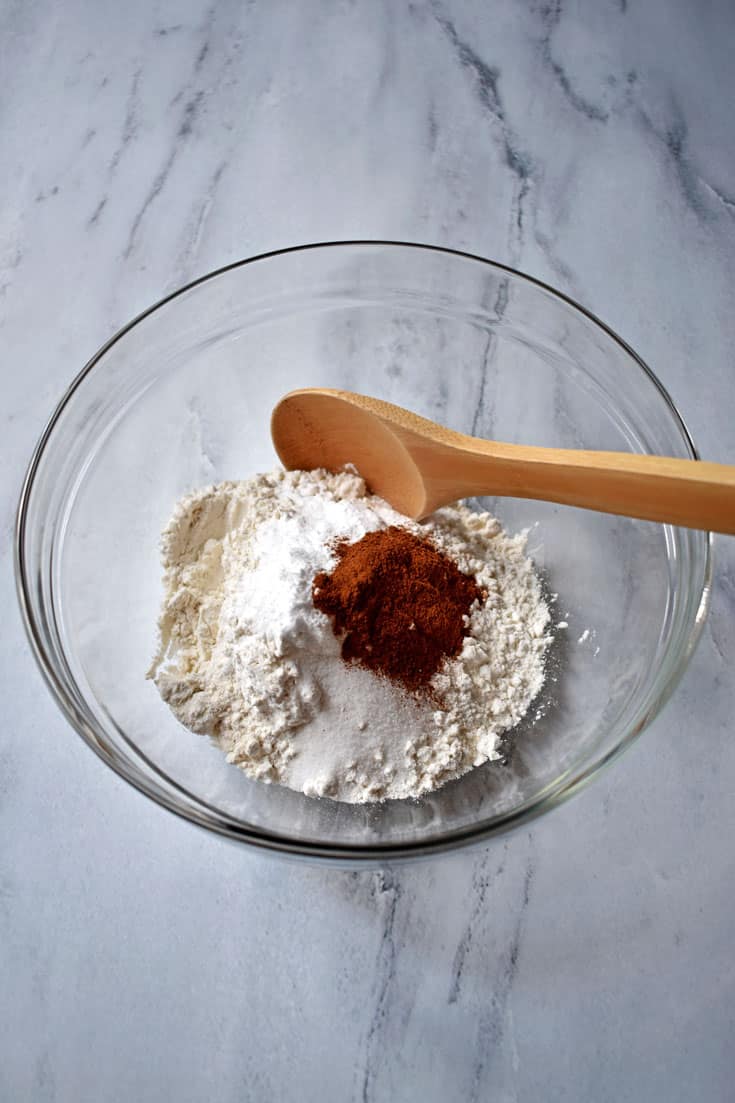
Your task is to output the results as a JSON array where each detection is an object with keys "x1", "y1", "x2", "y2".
[{"x1": 271, "y1": 388, "x2": 735, "y2": 532}]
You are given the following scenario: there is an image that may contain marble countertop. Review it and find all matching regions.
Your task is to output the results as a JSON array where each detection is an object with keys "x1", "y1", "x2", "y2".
[{"x1": 3, "y1": 1, "x2": 734, "y2": 1099}]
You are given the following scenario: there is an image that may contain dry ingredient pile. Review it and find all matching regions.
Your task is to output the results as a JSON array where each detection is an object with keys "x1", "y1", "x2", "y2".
[{"x1": 148, "y1": 468, "x2": 551, "y2": 803}]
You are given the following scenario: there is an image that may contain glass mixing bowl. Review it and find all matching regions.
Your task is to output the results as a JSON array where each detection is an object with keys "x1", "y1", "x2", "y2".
[{"x1": 16, "y1": 242, "x2": 711, "y2": 861}]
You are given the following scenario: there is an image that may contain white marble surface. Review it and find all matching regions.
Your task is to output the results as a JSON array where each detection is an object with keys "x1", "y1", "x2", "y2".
[{"x1": 3, "y1": 1, "x2": 735, "y2": 1099}]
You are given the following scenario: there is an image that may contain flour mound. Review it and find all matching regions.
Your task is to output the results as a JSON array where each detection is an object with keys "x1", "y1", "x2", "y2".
[{"x1": 148, "y1": 469, "x2": 551, "y2": 803}]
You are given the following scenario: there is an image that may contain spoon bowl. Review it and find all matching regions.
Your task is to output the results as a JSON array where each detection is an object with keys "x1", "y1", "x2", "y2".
[{"x1": 272, "y1": 389, "x2": 427, "y2": 515}]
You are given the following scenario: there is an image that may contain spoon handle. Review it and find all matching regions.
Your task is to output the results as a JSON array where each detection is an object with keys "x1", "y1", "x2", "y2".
[{"x1": 449, "y1": 440, "x2": 735, "y2": 533}]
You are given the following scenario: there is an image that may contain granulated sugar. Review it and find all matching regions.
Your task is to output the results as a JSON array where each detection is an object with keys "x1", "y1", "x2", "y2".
[{"x1": 148, "y1": 469, "x2": 551, "y2": 803}]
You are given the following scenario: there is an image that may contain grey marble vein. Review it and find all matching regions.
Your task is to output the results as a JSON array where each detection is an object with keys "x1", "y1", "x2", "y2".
[
  {"x1": 358, "y1": 871, "x2": 403, "y2": 1103},
  {"x1": 467, "y1": 862, "x2": 534, "y2": 1103},
  {"x1": 448, "y1": 851, "x2": 505, "y2": 1003},
  {"x1": 536, "y1": 0, "x2": 610, "y2": 123},
  {"x1": 470, "y1": 276, "x2": 508, "y2": 439},
  {"x1": 176, "y1": 160, "x2": 227, "y2": 276},
  {"x1": 635, "y1": 92, "x2": 735, "y2": 225},
  {"x1": 2, "y1": 0, "x2": 735, "y2": 1101},
  {"x1": 433, "y1": 4, "x2": 536, "y2": 254}
]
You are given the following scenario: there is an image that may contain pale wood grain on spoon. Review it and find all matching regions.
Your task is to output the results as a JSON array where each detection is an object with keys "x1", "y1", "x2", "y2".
[{"x1": 271, "y1": 388, "x2": 735, "y2": 533}]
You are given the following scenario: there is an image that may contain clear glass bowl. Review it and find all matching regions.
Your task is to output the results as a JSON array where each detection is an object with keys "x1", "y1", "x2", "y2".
[{"x1": 16, "y1": 242, "x2": 711, "y2": 861}]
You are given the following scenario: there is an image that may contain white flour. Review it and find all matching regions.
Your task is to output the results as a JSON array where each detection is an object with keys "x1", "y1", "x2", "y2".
[{"x1": 149, "y1": 469, "x2": 551, "y2": 803}]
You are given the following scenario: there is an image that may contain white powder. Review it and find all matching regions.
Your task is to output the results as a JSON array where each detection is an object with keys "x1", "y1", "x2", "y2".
[{"x1": 149, "y1": 469, "x2": 551, "y2": 803}]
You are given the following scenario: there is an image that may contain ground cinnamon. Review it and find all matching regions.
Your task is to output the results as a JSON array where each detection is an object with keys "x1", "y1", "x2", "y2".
[{"x1": 312, "y1": 526, "x2": 483, "y2": 692}]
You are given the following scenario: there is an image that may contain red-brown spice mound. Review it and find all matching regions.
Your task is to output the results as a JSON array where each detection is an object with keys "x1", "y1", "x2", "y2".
[{"x1": 312, "y1": 526, "x2": 484, "y2": 692}]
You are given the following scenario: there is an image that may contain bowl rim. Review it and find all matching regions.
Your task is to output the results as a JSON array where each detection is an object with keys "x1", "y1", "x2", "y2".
[{"x1": 15, "y1": 239, "x2": 713, "y2": 861}]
